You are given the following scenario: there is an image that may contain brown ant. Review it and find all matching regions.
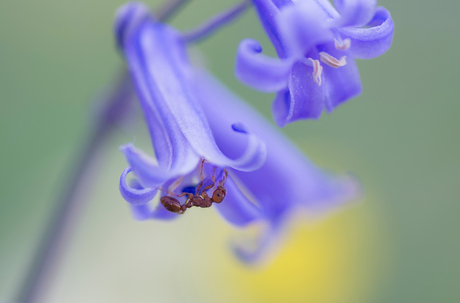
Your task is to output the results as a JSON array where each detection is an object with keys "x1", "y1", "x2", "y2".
[{"x1": 160, "y1": 160, "x2": 228, "y2": 214}]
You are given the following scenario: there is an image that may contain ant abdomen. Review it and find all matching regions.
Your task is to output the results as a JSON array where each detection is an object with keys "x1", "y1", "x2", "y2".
[{"x1": 160, "y1": 196, "x2": 182, "y2": 213}]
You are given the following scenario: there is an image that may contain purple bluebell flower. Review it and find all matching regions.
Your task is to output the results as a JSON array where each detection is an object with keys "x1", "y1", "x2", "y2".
[
  {"x1": 235, "y1": 0, "x2": 394, "y2": 126},
  {"x1": 116, "y1": 2, "x2": 267, "y2": 219},
  {"x1": 116, "y1": 2, "x2": 359, "y2": 263}
]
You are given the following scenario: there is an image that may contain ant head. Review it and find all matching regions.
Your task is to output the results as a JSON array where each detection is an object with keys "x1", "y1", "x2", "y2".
[
  {"x1": 212, "y1": 186, "x2": 226, "y2": 203},
  {"x1": 160, "y1": 196, "x2": 182, "y2": 213}
]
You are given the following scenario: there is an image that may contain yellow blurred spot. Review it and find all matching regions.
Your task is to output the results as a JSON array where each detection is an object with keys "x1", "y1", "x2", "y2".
[{"x1": 200, "y1": 203, "x2": 390, "y2": 303}]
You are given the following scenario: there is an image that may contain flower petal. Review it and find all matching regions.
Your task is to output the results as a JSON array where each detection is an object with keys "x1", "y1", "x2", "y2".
[
  {"x1": 214, "y1": 176, "x2": 263, "y2": 227},
  {"x1": 235, "y1": 39, "x2": 292, "y2": 93},
  {"x1": 251, "y1": 0, "x2": 287, "y2": 57},
  {"x1": 302, "y1": 174, "x2": 362, "y2": 211},
  {"x1": 285, "y1": 61, "x2": 327, "y2": 122},
  {"x1": 119, "y1": 167, "x2": 157, "y2": 205},
  {"x1": 322, "y1": 57, "x2": 362, "y2": 111},
  {"x1": 231, "y1": 210, "x2": 291, "y2": 264},
  {"x1": 333, "y1": 0, "x2": 377, "y2": 27},
  {"x1": 271, "y1": 88, "x2": 290, "y2": 127},
  {"x1": 272, "y1": 50, "x2": 362, "y2": 122},
  {"x1": 277, "y1": 1, "x2": 334, "y2": 57},
  {"x1": 114, "y1": 2, "x2": 151, "y2": 49},
  {"x1": 193, "y1": 71, "x2": 361, "y2": 262},
  {"x1": 129, "y1": 204, "x2": 152, "y2": 221},
  {"x1": 120, "y1": 143, "x2": 197, "y2": 188},
  {"x1": 232, "y1": 225, "x2": 279, "y2": 264},
  {"x1": 150, "y1": 207, "x2": 180, "y2": 220},
  {"x1": 119, "y1": 171, "x2": 180, "y2": 221},
  {"x1": 121, "y1": 15, "x2": 201, "y2": 176},
  {"x1": 129, "y1": 204, "x2": 180, "y2": 221},
  {"x1": 338, "y1": 7, "x2": 394, "y2": 59},
  {"x1": 194, "y1": 71, "x2": 358, "y2": 217},
  {"x1": 271, "y1": 0, "x2": 292, "y2": 9},
  {"x1": 313, "y1": 0, "x2": 341, "y2": 19},
  {"x1": 126, "y1": 20, "x2": 267, "y2": 172}
]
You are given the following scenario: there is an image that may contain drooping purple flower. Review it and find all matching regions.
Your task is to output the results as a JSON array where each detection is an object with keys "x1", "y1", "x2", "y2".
[
  {"x1": 115, "y1": 2, "x2": 266, "y2": 218},
  {"x1": 115, "y1": 2, "x2": 359, "y2": 263},
  {"x1": 235, "y1": 0, "x2": 394, "y2": 126}
]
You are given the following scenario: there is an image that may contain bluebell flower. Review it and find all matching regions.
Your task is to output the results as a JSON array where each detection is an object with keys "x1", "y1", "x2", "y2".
[
  {"x1": 116, "y1": 2, "x2": 359, "y2": 263},
  {"x1": 235, "y1": 0, "x2": 394, "y2": 126}
]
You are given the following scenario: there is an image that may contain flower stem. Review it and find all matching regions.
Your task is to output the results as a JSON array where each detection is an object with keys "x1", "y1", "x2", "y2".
[
  {"x1": 156, "y1": 0, "x2": 191, "y2": 22},
  {"x1": 182, "y1": 0, "x2": 251, "y2": 43},
  {"x1": 15, "y1": 72, "x2": 134, "y2": 303},
  {"x1": 16, "y1": 121, "x2": 111, "y2": 303},
  {"x1": 14, "y1": 1, "x2": 190, "y2": 302}
]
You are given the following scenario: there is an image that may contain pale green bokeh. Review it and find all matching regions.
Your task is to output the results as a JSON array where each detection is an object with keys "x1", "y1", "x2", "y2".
[{"x1": 0, "y1": 0, "x2": 459, "y2": 302}]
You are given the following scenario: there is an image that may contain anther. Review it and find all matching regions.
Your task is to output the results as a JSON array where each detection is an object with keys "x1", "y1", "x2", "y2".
[
  {"x1": 319, "y1": 52, "x2": 347, "y2": 68},
  {"x1": 334, "y1": 38, "x2": 351, "y2": 50},
  {"x1": 308, "y1": 58, "x2": 323, "y2": 86}
]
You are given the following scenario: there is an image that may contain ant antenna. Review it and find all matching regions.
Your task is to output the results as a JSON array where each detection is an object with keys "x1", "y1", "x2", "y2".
[
  {"x1": 219, "y1": 169, "x2": 228, "y2": 186},
  {"x1": 168, "y1": 176, "x2": 184, "y2": 193},
  {"x1": 158, "y1": 187, "x2": 191, "y2": 199}
]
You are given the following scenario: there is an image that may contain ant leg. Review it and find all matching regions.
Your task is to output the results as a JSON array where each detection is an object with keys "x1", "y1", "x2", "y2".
[
  {"x1": 219, "y1": 169, "x2": 228, "y2": 186},
  {"x1": 177, "y1": 192, "x2": 193, "y2": 198},
  {"x1": 158, "y1": 187, "x2": 192, "y2": 199},
  {"x1": 167, "y1": 176, "x2": 184, "y2": 193},
  {"x1": 158, "y1": 187, "x2": 176, "y2": 197},
  {"x1": 179, "y1": 196, "x2": 193, "y2": 214},
  {"x1": 195, "y1": 159, "x2": 206, "y2": 194},
  {"x1": 200, "y1": 159, "x2": 206, "y2": 180},
  {"x1": 202, "y1": 166, "x2": 217, "y2": 193}
]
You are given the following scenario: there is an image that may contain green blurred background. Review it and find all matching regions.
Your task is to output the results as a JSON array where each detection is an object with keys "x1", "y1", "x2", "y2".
[{"x1": 1, "y1": 0, "x2": 459, "y2": 302}]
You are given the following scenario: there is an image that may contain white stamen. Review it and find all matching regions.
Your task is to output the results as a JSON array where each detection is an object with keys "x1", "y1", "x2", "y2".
[
  {"x1": 334, "y1": 38, "x2": 351, "y2": 50},
  {"x1": 319, "y1": 52, "x2": 347, "y2": 68},
  {"x1": 308, "y1": 58, "x2": 323, "y2": 86}
]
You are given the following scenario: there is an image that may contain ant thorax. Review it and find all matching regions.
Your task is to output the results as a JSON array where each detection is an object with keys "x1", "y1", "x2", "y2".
[{"x1": 159, "y1": 160, "x2": 228, "y2": 214}]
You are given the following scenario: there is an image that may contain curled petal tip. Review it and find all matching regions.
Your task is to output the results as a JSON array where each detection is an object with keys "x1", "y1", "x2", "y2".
[
  {"x1": 333, "y1": 0, "x2": 377, "y2": 27},
  {"x1": 231, "y1": 123, "x2": 248, "y2": 133},
  {"x1": 119, "y1": 167, "x2": 157, "y2": 205},
  {"x1": 226, "y1": 124, "x2": 267, "y2": 172},
  {"x1": 235, "y1": 39, "x2": 291, "y2": 93},
  {"x1": 338, "y1": 7, "x2": 394, "y2": 59},
  {"x1": 120, "y1": 144, "x2": 175, "y2": 188}
]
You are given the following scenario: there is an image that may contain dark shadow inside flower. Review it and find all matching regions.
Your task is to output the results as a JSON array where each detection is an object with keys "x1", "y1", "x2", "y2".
[{"x1": 181, "y1": 185, "x2": 198, "y2": 195}]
